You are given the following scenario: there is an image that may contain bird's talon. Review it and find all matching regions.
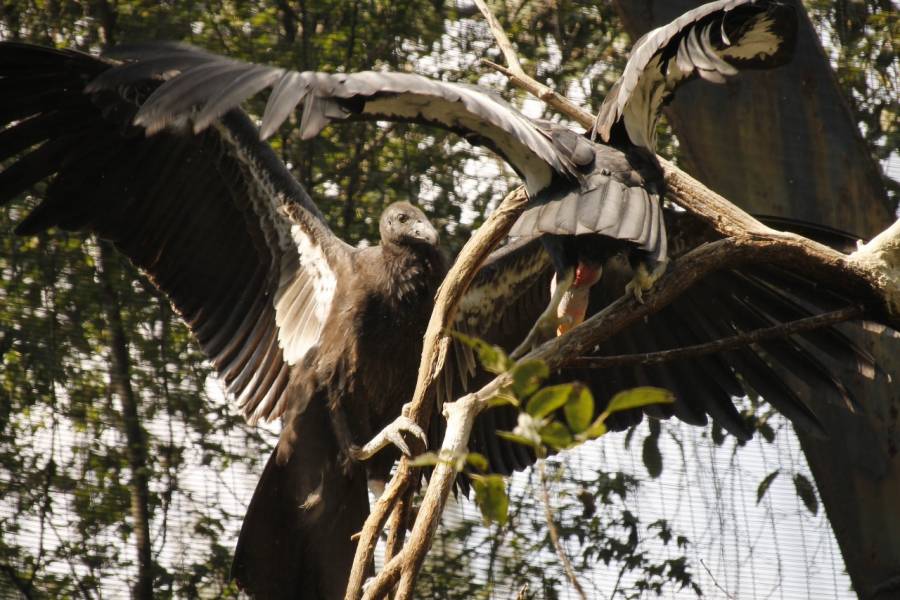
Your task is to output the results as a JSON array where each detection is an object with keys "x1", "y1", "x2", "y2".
[
  {"x1": 355, "y1": 414, "x2": 427, "y2": 460},
  {"x1": 390, "y1": 434, "x2": 412, "y2": 457}
]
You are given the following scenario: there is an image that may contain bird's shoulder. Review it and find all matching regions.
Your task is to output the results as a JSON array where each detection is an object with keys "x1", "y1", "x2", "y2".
[{"x1": 587, "y1": 143, "x2": 661, "y2": 189}]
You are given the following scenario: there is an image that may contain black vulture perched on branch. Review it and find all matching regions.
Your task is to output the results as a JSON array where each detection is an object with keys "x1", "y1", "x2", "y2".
[
  {"x1": 100, "y1": 0, "x2": 798, "y2": 357},
  {"x1": 0, "y1": 1, "x2": 882, "y2": 598}
]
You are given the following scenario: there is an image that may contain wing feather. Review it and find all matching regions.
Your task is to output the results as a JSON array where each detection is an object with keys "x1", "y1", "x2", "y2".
[
  {"x1": 456, "y1": 211, "x2": 882, "y2": 477},
  {"x1": 0, "y1": 42, "x2": 349, "y2": 424},
  {"x1": 94, "y1": 43, "x2": 572, "y2": 193},
  {"x1": 595, "y1": 0, "x2": 797, "y2": 152}
]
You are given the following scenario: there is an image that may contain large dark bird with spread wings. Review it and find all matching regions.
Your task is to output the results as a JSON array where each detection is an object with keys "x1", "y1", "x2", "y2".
[
  {"x1": 95, "y1": 0, "x2": 798, "y2": 357},
  {"x1": 1, "y1": 1, "x2": 880, "y2": 598}
]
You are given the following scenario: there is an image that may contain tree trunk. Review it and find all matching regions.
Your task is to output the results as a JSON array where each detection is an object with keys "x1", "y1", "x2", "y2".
[
  {"x1": 98, "y1": 242, "x2": 154, "y2": 600},
  {"x1": 612, "y1": 3, "x2": 900, "y2": 599}
]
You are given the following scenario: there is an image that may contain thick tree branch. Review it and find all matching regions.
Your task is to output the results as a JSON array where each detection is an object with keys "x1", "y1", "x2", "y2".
[
  {"x1": 569, "y1": 306, "x2": 864, "y2": 369},
  {"x1": 345, "y1": 187, "x2": 529, "y2": 600},
  {"x1": 362, "y1": 379, "x2": 505, "y2": 600}
]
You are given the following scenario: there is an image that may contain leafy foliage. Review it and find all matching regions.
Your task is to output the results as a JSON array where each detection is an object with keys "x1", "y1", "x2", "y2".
[{"x1": 453, "y1": 333, "x2": 673, "y2": 529}]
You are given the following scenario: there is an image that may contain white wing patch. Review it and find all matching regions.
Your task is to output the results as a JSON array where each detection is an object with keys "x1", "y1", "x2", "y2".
[
  {"x1": 457, "y1": 249, "x2": 550, "y2": 331},
  {"x1": 720, "y1": 14, "x2": 780, "y2": 61},
  {"x1": 274, "y1": 223, "x2": 338, "y2": 365},
  {"x1": 597, "y1": 0, "x2": 793, "y2": 153}
]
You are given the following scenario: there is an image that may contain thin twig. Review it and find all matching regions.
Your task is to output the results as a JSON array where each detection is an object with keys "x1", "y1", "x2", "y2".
[
  {"x1": 538, "y1": 460, "x2": 588, "y2": 600},
  {"x1": 699, "y1": 558, "x2": 737, "y2": 600},
  {"x1": 481, "y1": 59, "x2": 596, "y2": 129},
  {"x1": 568, "y1": 306, "x2": 864, "y2": 369},
  {"x1": 472, "y1": 0, "x2": 524, "y2": 75}
]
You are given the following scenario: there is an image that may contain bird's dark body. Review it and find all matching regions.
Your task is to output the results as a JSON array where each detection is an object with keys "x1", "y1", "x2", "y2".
[
  {"x1": 510, "y1": 133, "x2": 668, "y2": 283},
  {"x1": 295, "y1": 241, "x2": 445, "y2": 476},
  {"x1": 235, "y1": 239, "x2": 445, "y2": 600}
]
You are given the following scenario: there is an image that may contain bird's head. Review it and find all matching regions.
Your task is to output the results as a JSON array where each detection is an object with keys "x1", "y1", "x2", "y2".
[{"x1": 379, "y1": 202, "x2": 439, "y2": 248}]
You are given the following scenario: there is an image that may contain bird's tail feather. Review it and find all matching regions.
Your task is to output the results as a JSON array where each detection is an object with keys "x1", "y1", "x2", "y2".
[{"x1": 232, "y1": 398, "x2": 370, "y2": 600}]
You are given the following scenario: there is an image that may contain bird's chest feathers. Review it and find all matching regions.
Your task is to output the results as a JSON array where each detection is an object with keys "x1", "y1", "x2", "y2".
[{"x1": 362, "y1": 247, "x2": 442, "y2": 342}]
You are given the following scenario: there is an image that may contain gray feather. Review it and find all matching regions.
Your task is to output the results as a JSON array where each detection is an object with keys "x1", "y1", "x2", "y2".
[
  {"x1": 261, "y1": 71, "x2": 311, "y2": 139},
  {"x1": 194, "y1": 66, "x2": 285, "y2": 132},
  {"x1": 594, "y1": 179, "x2": 625, "y2": 234}
]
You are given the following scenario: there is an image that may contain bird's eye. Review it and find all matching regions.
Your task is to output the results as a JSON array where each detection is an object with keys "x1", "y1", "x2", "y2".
[{"x1": 398, "y1": 214, "x2": 409, "y2": 224}]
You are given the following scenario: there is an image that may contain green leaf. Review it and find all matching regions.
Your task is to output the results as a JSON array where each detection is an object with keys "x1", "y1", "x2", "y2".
[
  {"x1": 642, "y1": 433, "x2": 663, "y2": 479},
  {"x1": 607, "y1": 387, "x2": 674, "y2": 414},
  {"x1": 510, "y1": 360, "x2": 549, "y2": 397},
  {"x1": 487, "y1": 390, "x2": 519, "y2": 408},
  {"x1": 465, "y1": 452, "x2": 489, "y2": 472},
  {"x1": 526, "y1": 384, "x2": 573, "y2": 419},
  {"x1": 577, "y1": 418, "x2": 608, "y2": 441},
  {"x1": 793, "y1": 473, "x2": 819, "y2": 516},
  {"x1": 451, "y1": 331, "x2": 511, "y2": 374},
  {"x1": 497, "y1": 430, "x2": 540, "y2": 449},
  {"x1": 409, "y1": 452, "x2": 442, "y2": 467},
  {"x1": 539, "y1": 421, "x2": 574, "y2": 450},
  {"x1": 756, "y1": 470, "x2": 780, "y2": 504},
  {"x1": 472, "y1": 474, "x2": 509, "y2": 525},
  {"x1": 564, "y1": 384, "x2": 594, "y2": 433}
]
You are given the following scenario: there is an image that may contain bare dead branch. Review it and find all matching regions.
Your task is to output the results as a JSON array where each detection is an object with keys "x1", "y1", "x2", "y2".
[
  {"x1": 473, "y1": 0, "x2": 524, "y2": 75},
  {"x1": 568, "y1": 306, "x2": 864, "y2": 369},
  {"x1": 482, "y1": 59, "x2": 597, "y2": 128},
  {"x1": 362, "y1": 390, "x2": 497, "y2": 600}
]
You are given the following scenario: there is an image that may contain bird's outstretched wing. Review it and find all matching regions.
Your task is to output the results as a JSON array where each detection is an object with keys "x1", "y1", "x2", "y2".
[
  {"x1": 447, "y1": 212, "x2": 879, "y2": 475},
  {"x1": 0, "y1": 42, "x2": 352, "y2": 424},
  {"x1": 87, "y1": 42, "x2": 581, "y2": 193},
  {"x1": 595, "y1": 0, "x2": 797, "y2": 152}
]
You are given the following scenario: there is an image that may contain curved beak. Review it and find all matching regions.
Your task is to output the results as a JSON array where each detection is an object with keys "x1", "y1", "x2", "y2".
[{"x1": 412, "y1": 219, "x2": 439, "y2": 245}]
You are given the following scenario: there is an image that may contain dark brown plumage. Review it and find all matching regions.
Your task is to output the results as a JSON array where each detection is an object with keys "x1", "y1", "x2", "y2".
[
  {"x1": 0, "y1": 43, "x2": 452, "y2": 599},
  {"x1": 233, "y1": 202, "x2": 444, "y2": 599}
]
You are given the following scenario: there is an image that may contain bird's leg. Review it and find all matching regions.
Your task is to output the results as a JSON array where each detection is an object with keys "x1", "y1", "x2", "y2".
[
  {"x1": 510, "y1": 268, "x2": 576, "y2": 359},
  {"x1": 625, "y1": 258, "x2": 668, "y2": 303},
  {"x1": 350, "y1": 403, "x2": 427, "y2": 461}
]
